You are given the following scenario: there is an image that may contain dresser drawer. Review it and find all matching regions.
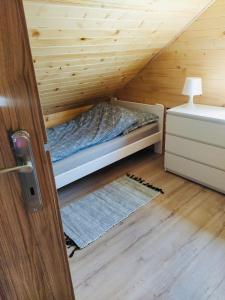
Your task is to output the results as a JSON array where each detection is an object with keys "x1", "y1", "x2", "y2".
[
  {"x1": 165, "y1": 134, "x2": 225, "y2": 171},
  {"x1": 165, "y1": 153, "x2": 225, "y2": 194},
  {"x1": 166, "y1": 114, "x2": 225, "y2": 148}
]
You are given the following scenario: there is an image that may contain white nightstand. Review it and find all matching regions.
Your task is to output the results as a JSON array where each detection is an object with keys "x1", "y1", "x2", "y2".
[{"x1": 165, "y1": 103, "x2": 225, "y2": 194}]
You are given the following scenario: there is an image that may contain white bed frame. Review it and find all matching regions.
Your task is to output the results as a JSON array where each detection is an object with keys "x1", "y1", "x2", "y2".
[{"x1": 54, "y1": 99, "x2": 164, "y2": 189}]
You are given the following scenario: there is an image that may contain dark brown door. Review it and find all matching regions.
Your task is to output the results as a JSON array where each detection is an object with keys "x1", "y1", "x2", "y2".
[{"x1": 0, "y1": 1, "x2": 75, "y2": 299}]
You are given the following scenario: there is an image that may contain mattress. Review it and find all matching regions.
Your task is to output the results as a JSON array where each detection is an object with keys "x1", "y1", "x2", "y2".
[{"x1": 53, "y1": 122, "x2": 158, "y2": 177}]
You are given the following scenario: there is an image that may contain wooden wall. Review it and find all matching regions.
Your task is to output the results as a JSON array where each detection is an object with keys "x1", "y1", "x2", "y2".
[
  {"x1": 23, "y1": 0, "x2": 213, "y2": 114},
  {"x1": 117, "y1": 0, "x2": 225, "y2": 108}
]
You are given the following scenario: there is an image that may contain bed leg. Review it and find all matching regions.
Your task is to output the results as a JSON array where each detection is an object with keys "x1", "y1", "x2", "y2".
[{"x1": 154, "y1": 141, "x2": 163, "y2": 154}]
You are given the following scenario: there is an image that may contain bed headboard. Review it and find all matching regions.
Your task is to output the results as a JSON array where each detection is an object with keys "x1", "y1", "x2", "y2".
[{"x1": 44, "y1": 105, "x2": 93, "y2": 128}]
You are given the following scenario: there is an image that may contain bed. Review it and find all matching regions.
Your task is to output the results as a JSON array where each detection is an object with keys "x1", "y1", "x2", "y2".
[{"x1": 45, "y1": 99, "x2": 164, "y2": 189}]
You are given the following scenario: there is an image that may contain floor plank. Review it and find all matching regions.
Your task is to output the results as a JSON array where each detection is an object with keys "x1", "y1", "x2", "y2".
[{"x1": 59, "y1": 150, "x2": 225, "y2": 300}]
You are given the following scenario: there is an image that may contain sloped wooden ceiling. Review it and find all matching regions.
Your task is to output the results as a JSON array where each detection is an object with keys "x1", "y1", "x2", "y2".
[{"x1": 23, "y1": 0, "x2": 213, "y2": 114}]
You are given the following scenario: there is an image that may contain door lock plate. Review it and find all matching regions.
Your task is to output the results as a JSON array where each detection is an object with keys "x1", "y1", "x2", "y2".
[{"x1": 11, "y1": 130, "x2": 43, "y2": 212}]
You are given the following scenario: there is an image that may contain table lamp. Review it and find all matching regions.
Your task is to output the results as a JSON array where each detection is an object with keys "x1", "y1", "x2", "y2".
[{"x1": 182, "y1": 77, "x2": 202, "y2": 105}]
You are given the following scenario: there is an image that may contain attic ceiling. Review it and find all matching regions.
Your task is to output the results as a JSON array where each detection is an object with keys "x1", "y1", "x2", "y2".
[{"x1": 23, "y1": 0, "x2": 213, "y2": 114}]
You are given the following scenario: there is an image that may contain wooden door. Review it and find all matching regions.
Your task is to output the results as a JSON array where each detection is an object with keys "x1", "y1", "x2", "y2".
[{"x1": 0, "y1": 1, "x2": 75, "y2": 299}]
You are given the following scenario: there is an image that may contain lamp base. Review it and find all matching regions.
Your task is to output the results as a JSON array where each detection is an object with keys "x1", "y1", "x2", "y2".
[{"x1": 188, "y1": 95, "x2": 194, "y2": 105}]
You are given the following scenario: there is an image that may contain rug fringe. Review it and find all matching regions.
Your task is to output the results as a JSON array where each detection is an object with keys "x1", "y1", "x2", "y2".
[
  {"x1": 126, "y1": 173, "x2": 164, "y2": 194},
  {"x1": 64, "y1": 233, "x2": 78, "y2": 257}
]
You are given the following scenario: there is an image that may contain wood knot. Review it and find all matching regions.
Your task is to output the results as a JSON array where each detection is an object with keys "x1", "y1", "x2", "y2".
[{"x1": 32, "y1": 30, "x2": 40, "y2": 38}]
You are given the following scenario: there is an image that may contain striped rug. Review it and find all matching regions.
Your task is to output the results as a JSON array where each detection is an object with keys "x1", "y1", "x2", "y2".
[{"x1": 61, "y1": 174, "x2": 163, "y2": 254}]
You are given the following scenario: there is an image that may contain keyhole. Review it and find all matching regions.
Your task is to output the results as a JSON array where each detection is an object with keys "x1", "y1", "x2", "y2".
[{"x1": 30, "y1": 187, "x2": 35, "y2": 196}]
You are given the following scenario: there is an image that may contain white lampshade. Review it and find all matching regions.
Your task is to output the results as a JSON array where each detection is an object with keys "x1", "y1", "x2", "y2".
[{"x1": 182, "y1": 77, "x2": 202, "y2": 96}]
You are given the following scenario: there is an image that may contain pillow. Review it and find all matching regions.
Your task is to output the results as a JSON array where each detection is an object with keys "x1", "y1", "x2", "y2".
[{"x1": 123, "y1": 109, "x2": 158, "y2": 134}]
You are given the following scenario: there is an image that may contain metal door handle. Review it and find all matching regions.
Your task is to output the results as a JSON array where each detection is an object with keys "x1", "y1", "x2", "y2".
[
  {"x1": 0, "y1": 162, "x2": 33, "y2": 174},
  {"x1": 0, "y1": 130, "x2": 43, "y2": 212}
]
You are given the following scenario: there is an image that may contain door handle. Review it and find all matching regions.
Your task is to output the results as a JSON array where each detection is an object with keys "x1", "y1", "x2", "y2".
[{"x1": 0, "y1": 130, "x2": 43, "y2": 212}]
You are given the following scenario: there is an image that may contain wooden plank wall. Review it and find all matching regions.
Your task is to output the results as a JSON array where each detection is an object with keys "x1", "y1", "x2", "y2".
[
  {"x1": 117, "y1": 0, "x2": 225, "y2": 108},
  {"x1": 23, "y1": 0, "x2": 213, "y2": 114}
]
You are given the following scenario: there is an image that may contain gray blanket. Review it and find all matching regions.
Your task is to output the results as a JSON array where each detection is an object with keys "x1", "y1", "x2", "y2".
[{"x1": 47, "y1": 102, "x2": 158, "y2": 162}]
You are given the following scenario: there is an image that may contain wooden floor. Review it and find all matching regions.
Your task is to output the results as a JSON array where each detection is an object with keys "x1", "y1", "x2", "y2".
[{"x1": 59, "y1": 149, "x2": 225, "y2": 300}]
